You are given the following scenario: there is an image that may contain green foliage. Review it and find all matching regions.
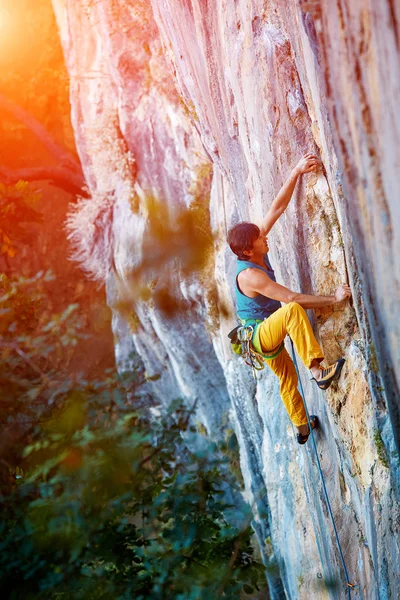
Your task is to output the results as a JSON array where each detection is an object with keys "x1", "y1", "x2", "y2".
[
  {"x1": 0, "y1": 271, "x2": 86, "y2": 432},
  {"x1": 219, "y1": 429, "x2": 244, "y2": 488},
  {"x1": 368, "y1": 342, "x2": 379, "y2": 375},
  {"x1": 0, "y1": 274, "x2": 266, "y2": 599},
  {"x1": 373, "y1": 428, "x2": 389, "y2": 468},
  {"x1": 0, "y1": 181, "x2": 43, "y2": 258},
  {"x1": 1, "y1": 399, "x2": 265, "y2": 599}
]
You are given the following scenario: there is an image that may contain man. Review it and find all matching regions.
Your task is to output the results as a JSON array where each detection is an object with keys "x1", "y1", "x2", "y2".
[{"x1": 227, "y1": 154, "x2": 352, "y2": 444}]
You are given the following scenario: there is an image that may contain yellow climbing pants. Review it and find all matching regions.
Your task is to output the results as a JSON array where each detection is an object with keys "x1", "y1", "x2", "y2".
[{"x1": 257, "y1": 302, "x2": 324, "y2": 427}]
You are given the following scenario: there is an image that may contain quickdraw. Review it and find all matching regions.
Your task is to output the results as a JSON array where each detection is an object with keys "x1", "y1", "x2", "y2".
[
  {"x1": 228, "y1": 322, "x2": 285, "y2": 378},
  {"x1": 236, "y1": 325, "x2": 265, "y2": 378}
]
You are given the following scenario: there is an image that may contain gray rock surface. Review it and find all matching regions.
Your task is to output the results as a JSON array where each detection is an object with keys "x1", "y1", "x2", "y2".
[{"x1": 52, "y1": 0, "x2": 400, "y2": 597}]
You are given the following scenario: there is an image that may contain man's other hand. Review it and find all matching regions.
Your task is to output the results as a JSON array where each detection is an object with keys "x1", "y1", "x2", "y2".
[
  {"x1": 294, "y1": 153, "x2": 321, "y2": 175},
  {"x1": 334, "y1": 284, "x2": 352, "y2": 303}
]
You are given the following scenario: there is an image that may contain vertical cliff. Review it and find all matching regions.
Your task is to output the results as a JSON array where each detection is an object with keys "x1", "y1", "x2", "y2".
[{"x1": 52, "y1": 1, "x2": 400, "y2": 597}]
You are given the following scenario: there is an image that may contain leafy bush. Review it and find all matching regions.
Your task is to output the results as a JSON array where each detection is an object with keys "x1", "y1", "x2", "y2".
[
  {"x1": 0, "y1": 182, "x2": 43, "y2": 259},
  {"x1": 0, "y1": 270, "x2": 85, "y2": 434},
  {"x1": 0, "y1": 274, "x2": 265, "y2": 599}
]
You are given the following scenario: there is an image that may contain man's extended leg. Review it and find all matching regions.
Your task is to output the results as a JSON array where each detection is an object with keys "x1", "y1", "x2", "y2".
[
  {"x1": 267, "y1": 348, "x2": 308, "y2": 427},
  {"x1": 257, "y1": 302, "x2": 324, "y2": 432}
]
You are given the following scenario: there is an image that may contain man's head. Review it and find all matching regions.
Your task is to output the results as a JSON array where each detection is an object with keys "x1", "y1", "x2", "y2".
[{"x1": 227, "y1": 222, "x2": 269, "y2": 260}]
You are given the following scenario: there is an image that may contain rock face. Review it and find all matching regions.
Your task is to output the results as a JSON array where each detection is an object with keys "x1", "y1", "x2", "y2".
[{"x1": 52, "y1": 1, "x2": 400, "y2": 598}]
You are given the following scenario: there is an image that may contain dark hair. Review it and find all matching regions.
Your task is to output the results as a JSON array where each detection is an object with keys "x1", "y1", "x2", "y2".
[{"x1": 227, "y1": 222, "x2": 260, "y2": 260}]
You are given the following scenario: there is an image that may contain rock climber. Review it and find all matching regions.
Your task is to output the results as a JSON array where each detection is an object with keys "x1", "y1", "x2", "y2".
[{"x1": 227, "y1": 154, "x2": 352, "y2": 444}]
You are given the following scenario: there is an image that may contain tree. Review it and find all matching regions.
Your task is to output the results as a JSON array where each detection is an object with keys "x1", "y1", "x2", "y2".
[
  {"x1": 0, "y1": 181, "x2": 43, "y2": 260},
  {"x1": 0, "y1": 92, "x2": 87, "y2": 197},
  {"x1": 0, "y1": 274, "x2": 266, "y2": 600}
]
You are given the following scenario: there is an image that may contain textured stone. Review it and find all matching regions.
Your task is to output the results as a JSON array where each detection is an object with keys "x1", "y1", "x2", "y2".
[{"x1": 52, "y1": 0, "x2": 400, "y2": 597}]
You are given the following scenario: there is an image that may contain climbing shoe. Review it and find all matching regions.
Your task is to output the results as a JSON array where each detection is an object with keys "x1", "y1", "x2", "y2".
[
  {"x1": 297, "y1": 415, "x2": 319, "y2": 445},
  {"x1": 311, "y1": 358, "x2": 345, "y2": 390}
]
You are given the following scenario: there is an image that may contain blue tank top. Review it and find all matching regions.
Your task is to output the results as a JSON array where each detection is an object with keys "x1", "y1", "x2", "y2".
[{"x1": 235, "y1": 254, "x2": 281, "y2": 321}]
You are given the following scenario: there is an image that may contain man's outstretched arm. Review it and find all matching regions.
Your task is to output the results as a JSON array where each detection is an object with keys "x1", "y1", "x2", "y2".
[
  {"x1": 248, "y1": 269, "x2": 351, "y2": 308},
  {"x1": 260, "y1": 154, "x2": 320, "y2": 236}
]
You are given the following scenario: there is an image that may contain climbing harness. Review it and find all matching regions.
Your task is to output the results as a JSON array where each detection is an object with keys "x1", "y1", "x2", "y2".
[
  {"x1": 229, "y1": 324, "x2": 264, "y2": 377},
  {"x1": 228, "y1": 320, "x2": 284, "y2": 379},
  {"x1": 289, "y1": 338, "x2": 358, "y2": 598}
]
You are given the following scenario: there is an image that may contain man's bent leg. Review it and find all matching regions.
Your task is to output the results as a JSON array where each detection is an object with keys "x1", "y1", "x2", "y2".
[
  {"x1": 259, "y1": 302, "x2": 324, "y2": 368},
  {"x1": 267, "y1": 349, "x2": 308, "y2": 427}
]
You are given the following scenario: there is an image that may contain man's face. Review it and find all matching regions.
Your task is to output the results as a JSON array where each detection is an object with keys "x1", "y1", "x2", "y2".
[{"x1": 250, "y1": 232, "x2": 269, "y2": 255}]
